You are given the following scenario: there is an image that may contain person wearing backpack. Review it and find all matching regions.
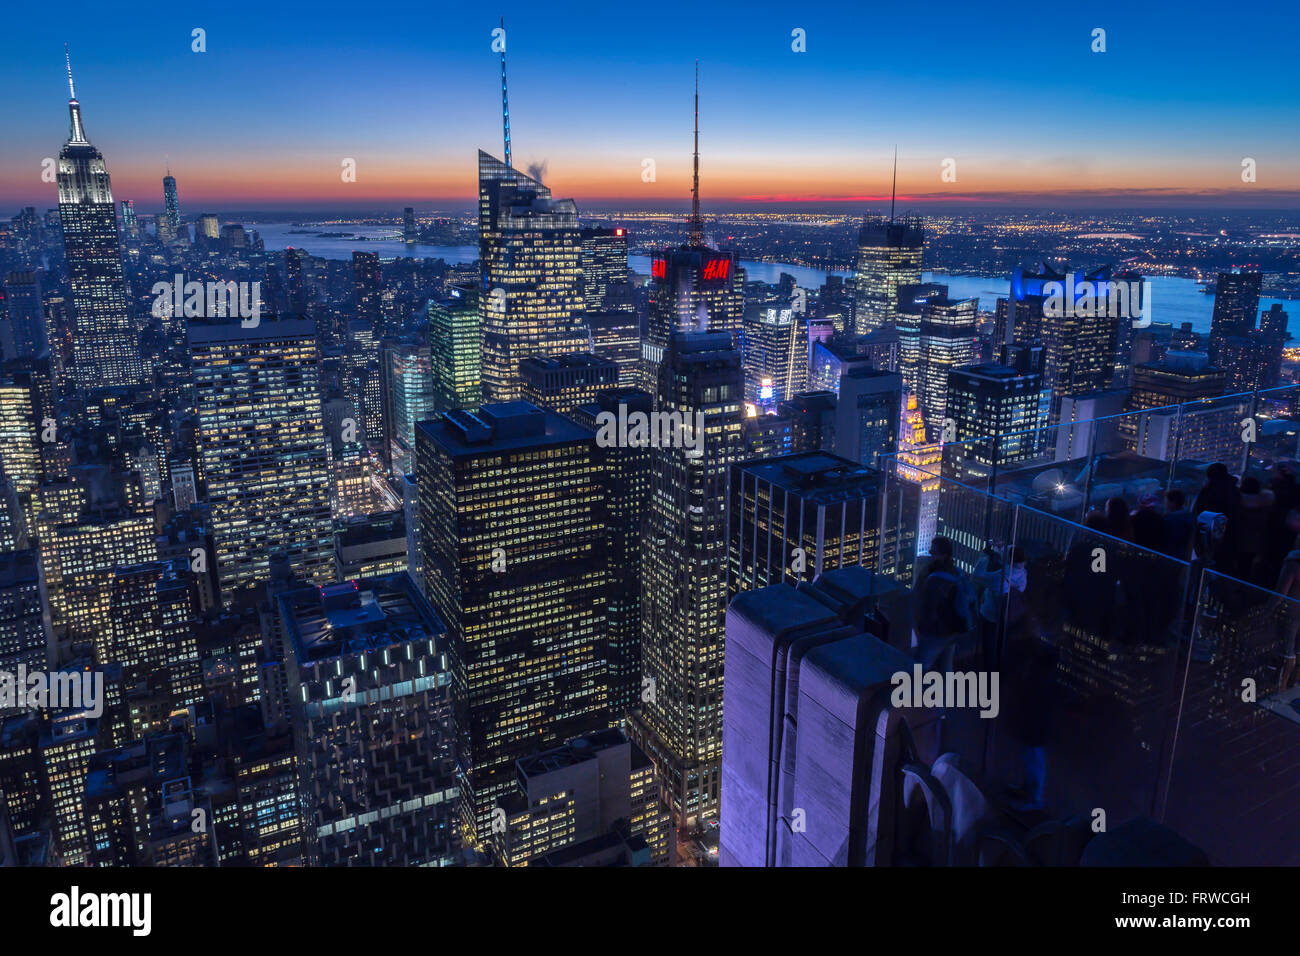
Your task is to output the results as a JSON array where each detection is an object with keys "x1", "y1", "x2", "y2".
[{"x1": 914, "y1": 535, "x2": 975, "y2": 673}]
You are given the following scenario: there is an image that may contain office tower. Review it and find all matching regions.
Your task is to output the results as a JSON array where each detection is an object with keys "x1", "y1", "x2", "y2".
[
  {"x1": 427, "y1": 286, "x2": 482, "y2": 414},
  {"x1": 342, "y1": 318, "x2": 383, "y2": 443},
  {"x1": 0, "y1": 552, "x2": 45, "y2": 711},
  {"x1": 417, "y1": 402, "x2": 610, "y2": 841},
  {"x1": 894, "y1": 390, "x2": 942, "y2": 560},
  {"x1": 518, "y1": 353, "x2": 620, "y2": 417},
  {"x1": 833, "y1": 367, "x2": 902, "y2": 467},
  {"x1": 105, "y1": 561, "x2": 190, "y2": 689},
  {"x1": 0, "y1": 371, "x2": 43, "y2": 519},
  {"x1": 403, "y1": 206, "x2": 417, "y2": 241},
  {"x1": 580, "y1": 226, "x2": 632, "y2": 312},
  {"x1": 402, "y1": 473, "x2": 422, "y2": 593},
  {"x1": 572, "y1": 388, "x2": 653, "y2": 718},
  {"x1": 741, "y1": 409, "x2": 794, "y2": 461},
  {"x1": 4, "y1": 272, "x2": 48, "y2": 360},
  {"x1": 189, "y1": 318, "x2": 333, "y2": 594},
  {"x1": 1124, "y1": 353, "x2": 1240, "y2": 461},
  {"x1": 285, "y1": 247, "x2": 309, "y2": 313},
  {"x1": 0, "y1": 714, "x2": 42, "y2": 841},
  {"x1": 118, "y1": 199, "x2": 136, "y2": 237},
  {"x1": 895, "y1": 283, "x2": 977, "y2": 432},
  {"x1": 384, "y1": 340, "x2": 436, "y2": 475},
  {"x1": 1218, "y1": 304, "x2": 1287, "y2": 393},
  {"x1": 196, "y1": 213, "x2": 220, "y2": 241},
  {"x1": 162, "y1": 169, "x2": 180, "y2": 236},
  {"x1": 352, "y1": 251, "x2": 383, "y2": 332},
  {"x1": 720, "y1": 566, "x2": 931, "y2": 867},
  {"x1": 280, "y1": 576, "x2": 462, "y2": 866},
  {"x1": 38, "y1": 509, "x2": 157, "y2": 650},
  {"x1": 742, "y1": 303, "x2": 809, "y2": 409},
  {"x1": 1208, "y1": 271, "x2": 1262, "y2": 368},
  {"x1": 494, "y1": 728, "x2": 670, "y2": 866},
  {"x1": 631, "y1": 332, "x2": 744, "y2": 828},
  {"x1": 586, "y1": 310, "x2": 641, "y2": 385},
  {"x1": 728, "y1": 450, "x2": 880, "y2": 599},
  {"x1": 945, "y1": 345, "x2": 1049, "y2": 482},
  {"x1": 56, "y1": 53, "x2": 145, "y2": 390},
  {"x1": 641, "y1": 72, "x2": 743, "y2": 390},
  {"x1": 41, "y1": 709, "x2": 99, "y2": 865},
  {"x1": 220, "y1": 223, "x2": 247, "y2": 250},
  {"x1": 853, "y1": 217, "x2": 924, "y2": 334},
  {"x1": 1001, "y1": 265, "x2": 1123, "y2": 425},
  {"x1": 1121, "y1": 353, "x2": 1227, "y2": 453},
  {"x1": 780, "y1": 390, "x2": 837, "y2": 453},
  {"x1": 810, "y1": 333, "x2": 898, "y2": 394},
  {"x1": 333, "y1": 511, "x2": 407, "y2": 579},
  {"x1": 477, "y1": 152, "x2": 589, "y2": 401}
]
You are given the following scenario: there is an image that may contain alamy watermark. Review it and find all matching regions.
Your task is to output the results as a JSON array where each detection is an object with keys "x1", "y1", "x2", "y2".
[
  {"x1": 0, "y1": 665, "x2": 104, "y2": 716},
  {"x1": 1042, "y1": 272, "x2": 1150, "y2": 328},
  {"x1": 890, "y1": 663, "x2": 999, "y2": 719},
  {"x1": 594, "y1": 403, "x2": 705, "y2": 457},
  {"x1": 151, "y1": 274, "x2": 262, "y2": 326}
]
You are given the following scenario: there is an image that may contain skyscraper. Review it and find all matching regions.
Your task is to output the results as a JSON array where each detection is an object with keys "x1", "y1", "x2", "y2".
[
  {"x1": 833, "y1": 366, "x2": 903, "y2": 467},
  {"x1": 580, "y1": 226, "x2": 632, "y2": 314},
  {"x1": 728, "y1": 451, "x2": 880, "y2": 598},
  {"x1": 630, "y1": 332, "x2": 744, "y2": 829},
  {"x1": 853, "y1": 217, "x2": 924, "y2": 334},
  {"x1": 189, "y1": 318, "x2": 334, "y2": 594},
  {"x1": 417, "y1": 402, "x2": 611, "y2": 841},
  {"x1": 477, "y1": 152, "x2": 589, "y2": 401},
  {"x1": 56, "y1": 51, "x2": 144, "y2": 390},
  {"x1": 895, "y1": 283, "x2": 977, "y2": 432},
  {"x1": 351, "y1": 251, "x2": 383, "y2": 334},
  {"x1": 3, "y1": 272, "x2": 48, "y2": 359},
  {"x1": 281, "y1": 576, "x2": 462, "y2": 866},
  {"x1": 1001, "y1": 265, "x2": 1124, "y2": 425},
  {"x1": 1208, "y1": 271, "x2": 1262, "y2": 368},
  {"x1": 741, "y1": 303, "x2": 809, "y2": 409},
  {"x1": 427, "y1": 286, "x2": 482, "y2": 415},
  {"x1": 572, "y1": 387, "x2": 654, "y2": 719},
  {"x1": 945, "y1": 344, "x2": 1049, "y2": 483},
  {"x1": 641, "y1": 69, "x2": 743, "y2": 392},
  {"x1": 162, "y1": 167, "x2": 180, "y2": 237},
  {"x1": 518, "y1": 353, "x2": 620, "y2": 417}
]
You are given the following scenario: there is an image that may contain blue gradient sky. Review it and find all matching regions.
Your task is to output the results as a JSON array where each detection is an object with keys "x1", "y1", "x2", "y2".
[{"x1": 2, "y1": 0, "x2": 1298, "y2": 211}]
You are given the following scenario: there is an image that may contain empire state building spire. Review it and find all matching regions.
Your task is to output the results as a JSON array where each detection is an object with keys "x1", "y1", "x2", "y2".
[{"x1": 65, "y1": 44, "x2": 88, "y2": 145}]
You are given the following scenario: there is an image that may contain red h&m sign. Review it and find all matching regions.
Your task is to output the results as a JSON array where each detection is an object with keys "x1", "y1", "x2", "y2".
[
  {"x1": 702, "y1": 257, "x2": 731, "y2": 282},
  {"x1": 651, "y1": 258, "x2": 667, "y2": 279}
]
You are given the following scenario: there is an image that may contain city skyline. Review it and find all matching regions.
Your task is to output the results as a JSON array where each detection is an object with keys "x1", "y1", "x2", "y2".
[{"x1": 3, "y1": 0, "x2": 1300, "y2": 211}]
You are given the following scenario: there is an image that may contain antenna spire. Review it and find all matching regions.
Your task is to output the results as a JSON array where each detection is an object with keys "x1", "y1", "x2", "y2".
[
  {"x1": 690, "y1": 61, "x2": 702, "y2": 247},
  {"x1": 889, "y1": 145, "x2": 898, "y2": 222},
  {"x1": 64, "y1": 43, "x2": 76, "y2": 100},
  {"x1": 500, "y1": 17, "x2": 512, "y2": 170},
  {"x1": 64, "y1": 43, "x2": 88, "y2": 144}
]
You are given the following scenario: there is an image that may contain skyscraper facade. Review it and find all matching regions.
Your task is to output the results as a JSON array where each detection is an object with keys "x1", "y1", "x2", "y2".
[
  {"x1": 189, "y1": 318, "x2": 334, "y2": 595},
  {"x1": 896, "y1": 283, "x2": 977, "y2": 432},
  {"x1": 853, "y1": 217, "x2": 924, "y2": 334},
  {"x1": 631, "y1": 332, "x2": 743, "y2": 829},
  {"x1": 417, "y1": 402, "x2": 611, "y2": 842},
  {"x1": 56, "y1": 57, "x2": 144, "y2": 390},
  {"x1": 427, "y1": 286, "x2": 482, "y2": 415},
  {"x1": 477, "y1": 152, "x2": 589, "y2": 401},
  {"x1": 728, "y1": 451, "x2": 880, "y2": 598}
]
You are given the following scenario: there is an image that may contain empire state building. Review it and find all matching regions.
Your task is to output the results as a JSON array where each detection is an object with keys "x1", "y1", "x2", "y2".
[{"x1": 57, "y1": 49, "x2": 145, "y2": 390}]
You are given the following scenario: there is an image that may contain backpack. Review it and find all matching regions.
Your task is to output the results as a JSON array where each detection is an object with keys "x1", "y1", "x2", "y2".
[{"x1": 927, "y1": 570, "x2": 976, "y2": 635}]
